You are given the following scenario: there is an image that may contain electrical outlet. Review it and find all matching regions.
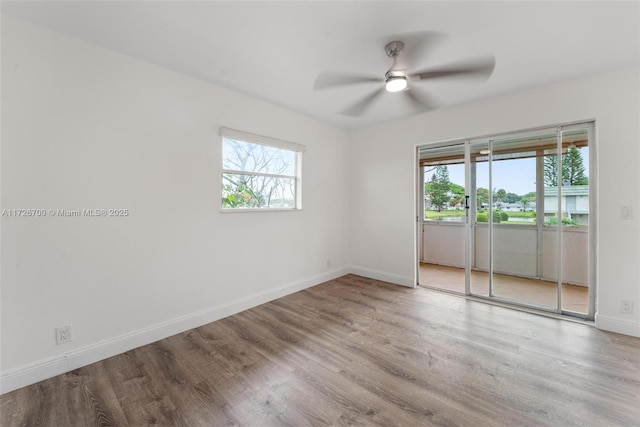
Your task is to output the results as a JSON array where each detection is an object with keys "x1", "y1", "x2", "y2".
[
  {"x1": 620, "y1": 300, "x2": 634, "y2": 314},
  {"x1": 56, "y1": 325, "x2": 72, "y2": 345},
  {"x1": 620, "y1": 206, "x2": 633, "y2": 220}
]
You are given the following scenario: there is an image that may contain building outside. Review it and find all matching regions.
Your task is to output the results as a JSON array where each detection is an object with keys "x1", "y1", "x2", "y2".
[{"x1": 543, "y1": 185, "x2": 589, "y2": 225}]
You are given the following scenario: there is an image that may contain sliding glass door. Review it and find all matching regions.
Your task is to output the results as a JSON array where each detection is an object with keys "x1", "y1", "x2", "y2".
[
  {"x1": 468, "y1": 140, "x2": 490, "y2": 297},
  {"x1": 556, "y1": 126, "x2": 592, "y2": 315},
  {"x1": 418, "y1": 122, "x2": 594, "y2": 319},
  {"x1": 418, "y1": 143, "x2": 467, "y2": 292}
]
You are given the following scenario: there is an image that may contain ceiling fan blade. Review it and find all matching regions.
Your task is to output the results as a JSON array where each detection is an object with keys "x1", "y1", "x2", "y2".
[
  {"x1": 314, "y1": 72, "x2": 382, "y2": 90},
  {"x1": 340, "y1": 88, "x2": 385, "y2": 116},
  {"x1": 404, "y1": 87, "x2": 441, "y2": 113},
  {"x1": 409, "y1": 55, "x2": 495, "y2": 82}
]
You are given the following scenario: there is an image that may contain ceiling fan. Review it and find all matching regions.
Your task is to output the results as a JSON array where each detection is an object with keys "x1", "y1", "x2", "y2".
[{"x1": 314, "y1": 36, "x2": 495, "y2": 117}]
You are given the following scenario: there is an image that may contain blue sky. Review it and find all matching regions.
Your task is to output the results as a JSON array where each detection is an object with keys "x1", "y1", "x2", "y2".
[{"x1": 431, "y1": 147, "x2": 589, "y2": 196}]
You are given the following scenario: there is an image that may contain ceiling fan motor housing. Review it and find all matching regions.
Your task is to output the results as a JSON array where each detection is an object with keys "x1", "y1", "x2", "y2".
[
  {"x1": 385, "y1": 69, "x2": 407, "y2": 79},
  {"x1": 384, "y1": 40, "x2": 405, "y2": 58}
]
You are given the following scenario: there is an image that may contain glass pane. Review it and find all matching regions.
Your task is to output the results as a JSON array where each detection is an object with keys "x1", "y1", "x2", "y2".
[
  {"x1": 560, "y1": 129, "x2": 589, "y2": 314},
  {"x1": 491, "y1": 156, "x2": 537, "y2": 226},
  {"x1": 424, "y1": 163, "x2": 466, "y2": 222},
  {"x1": 222, "y1": 173, "x2": 295, "y2": 208},
  {"x1": 543, "y1": 150, "x2": 560, "y2": 222},
  {"x1": 223, "y1": 138, "x2": 296, "y2": 176},
  {"x1": 541, "y1": 144, "x2": 560, "y2": 309},
  {"x1": 470, "y1": 141, "x2": 490, "y2": 297},
  {"x1": 491, "y1": 135, "x2": 555, "y2": 309},
  {"x1": 419, "y1": 143, "x2": 466, "y2": 293}
]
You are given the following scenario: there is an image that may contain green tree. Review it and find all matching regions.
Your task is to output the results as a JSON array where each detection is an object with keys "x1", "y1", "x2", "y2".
[
  {"x1": 476, "y1": 187, "x2": 489, "y2": 207},
  {"x1": 544, "y1": 155, "x2": 559, "y2": 187},
  {"x1": 503, "y1": 192, "x2": 520, "y2": 203},
  {"x1": 450, "y1": 182, "x2": 465, "y2": 198},
  {"x1": 544, "y1": 148, "x2": 588, "y2": 186},
  {"x1": 222, "y1": 182, "x2": 264, "y2": 208},
  {"x1": 449, "y1": 182, "x2": 466, "y2": 208},
  {"x1": 521, "y1": 192, "x2": 536, "y2": 211},
  {"x1": 563, "y1": 147, "x2": 588, "y2": 185},
  {"x1": 496, "y1": 188, "x2": 507, "y2": 202},
  {"x1": 426, "y1": 166, "x2": 451, "y2": 211}
]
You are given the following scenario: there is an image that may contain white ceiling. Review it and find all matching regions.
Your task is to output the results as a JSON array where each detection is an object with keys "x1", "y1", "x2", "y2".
[{"x1": 2, "y1": 1, "x2": 639, "y2": 130}]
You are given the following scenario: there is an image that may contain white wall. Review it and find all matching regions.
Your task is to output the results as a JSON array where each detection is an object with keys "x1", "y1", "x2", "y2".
[
  {"x1": 350, "y1": 64, "x2": 640, "y2": 336},
  {"x1": 0, "y1": 17, "x2": 350, "y2": 392}
]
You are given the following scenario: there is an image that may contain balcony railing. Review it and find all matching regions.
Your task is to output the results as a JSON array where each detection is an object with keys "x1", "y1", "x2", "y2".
[{"x1": 422, "y1": 221, "x2": 588, "y2": 286}]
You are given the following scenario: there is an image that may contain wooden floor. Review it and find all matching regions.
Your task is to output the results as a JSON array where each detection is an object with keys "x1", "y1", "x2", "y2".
[
  {"x1": 419, "y1": 263, "x2": 590, "y2": 314},
  {"x1": 2, "y1": 274, "x2": 639, "y2": 426}
]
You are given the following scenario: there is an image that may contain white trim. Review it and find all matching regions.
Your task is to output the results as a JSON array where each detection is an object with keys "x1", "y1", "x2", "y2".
[
  {"x1": 349, "y1": 265, "x2": 415, "y2": 288},
  {"x1": 220, "y1": 207, "x2": 301, "y2": 214},
  {"x1": 595, "y1": 314, "x2": 640, "y2": 337},
  {"x1": 0, "y1": 357, "x2": 68, "y2": 395},
  {"x1": 221, "y1": 169, "x2": 296, "y2": 180},
  {"x1": 0, "y1": 267, "x2": 349, "y2": 395},
  {"x1": 220, "y1": 127, "x2": 306, "y2": 153}
]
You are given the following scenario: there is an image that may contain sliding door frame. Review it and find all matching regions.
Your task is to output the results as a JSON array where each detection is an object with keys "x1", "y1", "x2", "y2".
[{"x1": 416, "y1": 119, "x2": 596, "y2": 321}]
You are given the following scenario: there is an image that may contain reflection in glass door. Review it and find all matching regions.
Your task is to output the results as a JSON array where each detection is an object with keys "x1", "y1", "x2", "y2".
[
  {"x1": 418, "y1": 143, "x2": 468, "y2": 293},
  {"x1": 469, "y1": 141, "x2": 490, "y2": 297},
  {"x1": 489, "y1": 131, "x2": 558, "y2": 309},
  {"x1": 558, "y1": 127, "x2": 591, "y2": 315},
  {"x1": 417, "y1": 122, "x2": 594, "y2": 320}
]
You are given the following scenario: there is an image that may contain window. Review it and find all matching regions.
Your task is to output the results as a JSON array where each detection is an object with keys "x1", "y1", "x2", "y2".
[{"x1": 220, "y1": 128, "x2": 304, "y2": 210}]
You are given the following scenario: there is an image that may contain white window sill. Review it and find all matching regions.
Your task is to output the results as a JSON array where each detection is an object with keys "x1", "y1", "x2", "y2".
[{"x1": 220, "y1": 208, "x2": 302, "y2": 214}]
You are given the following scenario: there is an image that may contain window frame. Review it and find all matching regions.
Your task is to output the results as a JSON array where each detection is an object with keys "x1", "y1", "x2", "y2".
[{"x1": 220, "y1": 127, "x2": 305, "y2": 212}]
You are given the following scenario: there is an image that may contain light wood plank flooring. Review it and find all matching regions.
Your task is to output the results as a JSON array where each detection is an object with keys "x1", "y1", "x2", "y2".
[
  {"x1": 1, "y1": 274, "x2": 638, "y2": 426},
  {"x1": 419, "y1": 263, "x2": 590, "y2": 314}
]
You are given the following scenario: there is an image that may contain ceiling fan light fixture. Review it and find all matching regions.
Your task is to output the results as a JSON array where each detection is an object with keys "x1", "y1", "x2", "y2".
[{"x1": 385, "y1": 76, "x2": 407, "y2": 92}]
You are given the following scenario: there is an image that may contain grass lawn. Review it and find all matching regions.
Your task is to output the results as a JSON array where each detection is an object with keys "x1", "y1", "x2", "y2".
[
  {"x1": 424, "y1": 210, "x2": 466, "y2": 219},
  {"x1": 425, "y1": 210, "x2": 536, "y2": 223},
  {"x1": 504, "y1": 211, "x2": 536, "y2": 218}
]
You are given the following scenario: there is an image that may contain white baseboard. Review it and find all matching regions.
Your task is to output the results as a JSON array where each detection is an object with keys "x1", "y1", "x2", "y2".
[
  {"x1": 0, "y1": 357, "x2": 68, "y2": 396},
  {"x1": 10, "y1": 266, "x2": 635, "y2": 395},
  {"x1": 595, "y1": 313, "x2": 640, "y2": 337},
  {"x1": 0, "y1": 267, "x2": 350, "y2": 395},
  {"x1": 349, "y1": 265, "x2": 415, "y2": 288}
]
